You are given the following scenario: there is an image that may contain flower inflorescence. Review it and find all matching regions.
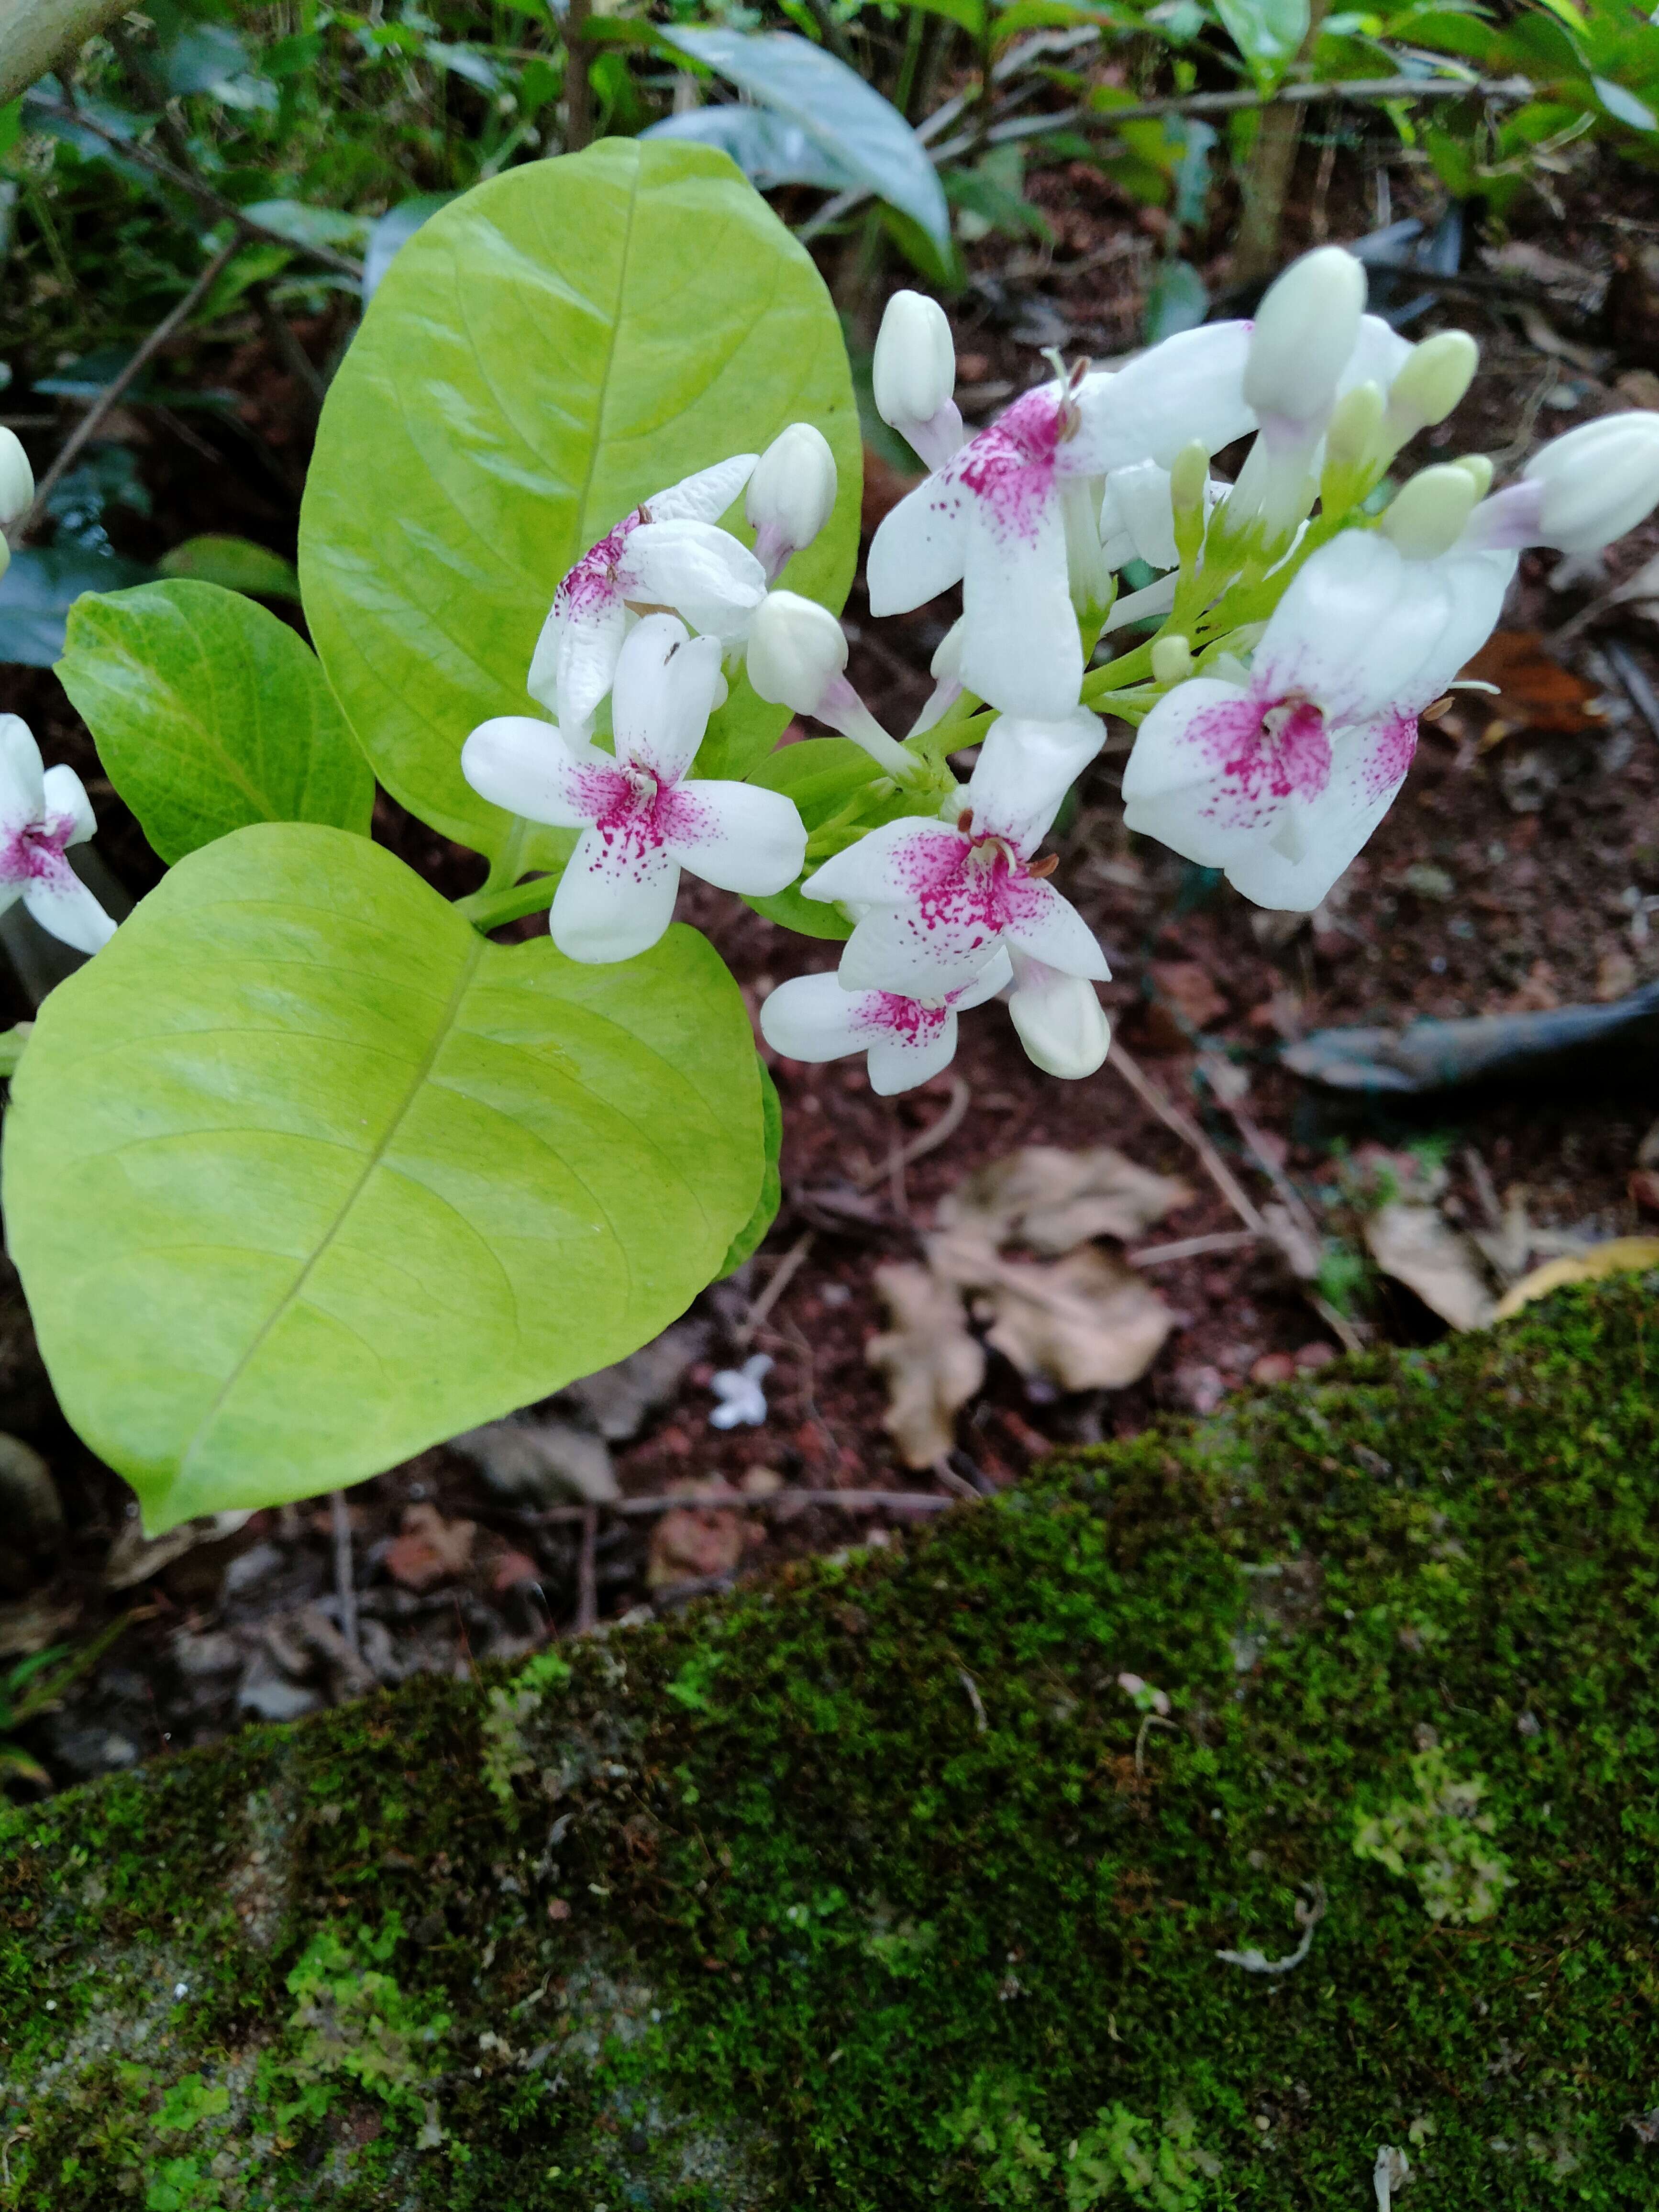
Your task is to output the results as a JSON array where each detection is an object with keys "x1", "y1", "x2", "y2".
[{"x1": 455, "y1": 245, "x2": 1659, "y2": 1097}]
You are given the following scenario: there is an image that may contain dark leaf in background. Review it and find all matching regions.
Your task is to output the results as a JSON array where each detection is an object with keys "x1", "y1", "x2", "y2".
[{"x1": 0, "y1": 549, "x2": 155, "y2": 667}]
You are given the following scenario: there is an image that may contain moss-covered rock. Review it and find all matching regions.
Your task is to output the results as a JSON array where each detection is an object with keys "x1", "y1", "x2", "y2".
[{"x1": 3, "y1": 1277, "x2": 1658, "y2": 2209}]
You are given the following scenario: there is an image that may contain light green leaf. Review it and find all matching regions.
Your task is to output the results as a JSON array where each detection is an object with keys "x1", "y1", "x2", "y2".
[
  {"x1": 742, "y1": 736, "x2": 912, "y2": 940},
  {"x1": 299, "y1": 140, "x2": 860, "y2": 865},
  {"x1": 4, "y1": 825, "x2": 767, "y2": 1532},
  {"x1": 1214, "y1": 0, "x2": 1309, "y2": 80},
  {"x1": 719, "y1": 1058, "x2": 782, "y2": 1278},
  {"x1": 158, "y1": 535, "x2": 301, "y2": 599},
  {"x1": 56, "y1": 581, "x2": 373, "y2": 865}
]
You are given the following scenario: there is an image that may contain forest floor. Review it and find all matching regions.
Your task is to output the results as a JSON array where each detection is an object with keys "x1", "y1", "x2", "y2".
[{"x1": 1, "y1": 134, "x2": 1657, "y2": 1794}]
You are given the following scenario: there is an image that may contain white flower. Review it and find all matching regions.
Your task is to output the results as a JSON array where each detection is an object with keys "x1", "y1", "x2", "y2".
[
  {"x1": 872, "y1": 289, "x2": 963, "y2": 470},
  {"x1": 1464, "y1": 412, "x2": 1659, "y2": 556},
  {"x1": 800, "y1": 709, "x2": 1107, "y2": 997},
  {"x1": 1121, "y1": 531, "x2": 1513, "y2": 912},
  {"x1": 463, "y1": 614, "x2": 807, "y2": 964},
  {"x1": 1243, "y1": 246, "x2": 1367, "y2": 439},
  {"x1": 0, "y1": 716, "x2": 113, "y2": 955},
  {"x1": 709, "y1": 1353, "x2": 772, "y2": 1429},
  {"x1": 746, "y1": 423, "x2": 838, "y2": 582},
  {"x1": 866, "y1": 326, "x2": 1253, "y2": 720},
  {"x1": 760, "y1": 953, "x2": 1011, "y2": 1096},
  {"x1": 745, "y1": 591, "x2": 917, "y2": 777},
  {"x1": 1006, "y1": 948, "x2": 1111, "y2": 1078},
  {"x1": 527, "y1": 454, "x2": 763, "y2": 738}
]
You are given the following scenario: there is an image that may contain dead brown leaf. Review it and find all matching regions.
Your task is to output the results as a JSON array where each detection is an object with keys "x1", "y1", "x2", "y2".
[
  {"x1": 385, "y1": 1503, "x2": 476, "y2": 1593},
  {"x1": 1461, "y1": 631, "x2": 1603, "y2": 736},
  {"x1": 865, "y1": 1262, "x2": 985, "y2": 1469},
  {"x1": 104, "y1": 1509, "x2": 254, "y2": 1592},
  {"x1": 1492, "y1": 1237, "x2": 1659, "y2": 1320},
  {"x1": 1147, "y1": 960, "x2": 1228, "y2": 1033},
  {"x1": 972, "y1": 1246, "x2": 1175, "y2": 1391},
  {"x1": 934, "y1": 1145, "x2": 1193, "y2": 1256},
  {"x1": 1365, "y1": 1204, "x2": 1496, "y2": 1331},
  {"x1": 647, "y1": 1481, "x2": 746, "y2": 1589}
]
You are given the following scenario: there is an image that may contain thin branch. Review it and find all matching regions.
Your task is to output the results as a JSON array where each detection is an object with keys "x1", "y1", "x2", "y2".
[
  {"x1": 1106, "y1": 1042, "x2": 1268, "y2": 1236},
  {"x1": 330, "y1": 1489, "x2": 360, "y2": 1660},
  {"x1": 23, "y1": 96, "x2": 365, "y2": 278},
  {"x1": 9, "y1": 238, "x2": 238, "y2": 546},
  {"x1": 575, "y1": 1504, "x2": 599, "y2": 1634},
  {"x1": 531, "y1": 1487, "x2": 958, "y2": 1526}
]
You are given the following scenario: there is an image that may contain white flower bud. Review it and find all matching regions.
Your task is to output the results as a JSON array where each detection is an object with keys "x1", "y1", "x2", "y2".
[
  {"x1": 0, "y1": 429, "x2": 33, "y2": 527},
  {"x1": 1244, "y1": 247, "x2": 1367, "y2": 433},
  {"x1": 1379, "y1": 464, "x2": 1481, "y2": 559},
  {"x1": 1523, "y1": 411, "x2": 1659, "y2": 553},
  {"x1": 1168, "y1": 439, "x2": 1209, "y2": 520},
  {"x1": 931, "y1": 614, "x2": 965, "y2": 682},
  {"x1": 1150, "y1": 633, "x2": 1194, "y2": 684},
  {"x1": 746, "y1": 589, "x2": 847, "y2": 714},
  {"x1": 873, "y1": 289, "x2": 955, "y2": 430},
  {"x1": 1451, "y1": 453, "x2": 1493, "y2": 499},
  {"x1": 1008, "y1": 951, "x2": 1110, "y2": 1079},
  {"x1": 1384, "y1": 330, "x2": 1478, "y2": 442},
  {"x1": 746, "y1": 423, "x2": 837, "y2": 580},
  {"x1": 1324, "y1": 381, "x2": 1384, "y2": 478}
]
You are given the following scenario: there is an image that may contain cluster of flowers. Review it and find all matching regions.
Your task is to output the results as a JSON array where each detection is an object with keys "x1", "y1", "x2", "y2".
[{"x1": 461, "y1": 243, "x2": 1659, "y2": 1095}]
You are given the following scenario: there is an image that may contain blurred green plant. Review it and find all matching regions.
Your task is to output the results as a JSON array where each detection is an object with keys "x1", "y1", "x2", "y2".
[{"x1": 0, "y1": 1618, "x2": 127, "y2": 1791}]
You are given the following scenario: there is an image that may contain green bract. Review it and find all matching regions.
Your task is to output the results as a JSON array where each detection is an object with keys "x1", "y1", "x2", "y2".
[
  {"x1": 299, "y1": 138, "x2": 861, "y2": 860},
  {"x1": 57, "y1": 580, "x2": 372, "y2": 863},
  {"x1": 4, "y1": 826, "x2": 767, "y2": 1533}
]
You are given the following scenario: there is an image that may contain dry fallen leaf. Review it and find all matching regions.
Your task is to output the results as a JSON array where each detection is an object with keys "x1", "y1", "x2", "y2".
[
  {"x1": 647, "y1": 1480, "x2": 746, "y2": 1589},
  {"x1": 385, "y1": 1503, "x2": 476, "y2": 1593},
  {"x1": 0, "y1": 1590, "x2": 80, "y2": 1659},
  {"x1": 1492, "y1": 1237, "x2": 1659, "y2": 1320},
  {"x1": 1365, "y1": 1204, "x2": 1496, "y2": 1331},
  {"x1": 972, "y1": 1246, "x2": 1175, "y2": 1392},
  {"x1": 865, "y1": 1262, "x2": 985, "y2": 1469},
  {"x1": 1148, "y1": 959, "x2": 1229, "y2": 1033},
  {"x1": 1460, "y1": 630, "x2": 1603, "y2": 736},
  {"x1": 104, "y1": 1509, "x2": 254, "y2": 1592},
  {"x1": 935, "y1": 1145, "x2": 1192, "y2": 1257}
]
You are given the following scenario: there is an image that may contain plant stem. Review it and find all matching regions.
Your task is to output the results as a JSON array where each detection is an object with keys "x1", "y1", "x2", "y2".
[
  {"x1": 9, "y1": 238, "x2": 239, "y2": 548},
  {"x1": 456, "y1": 873, "x2": 560, "y2": 932},
  {"x1": 564, "y1": 0, "x2": 593, "y2": 151},
  {"x1": 1231, "y1": 0, "x2": 1333, "y2": 288}
]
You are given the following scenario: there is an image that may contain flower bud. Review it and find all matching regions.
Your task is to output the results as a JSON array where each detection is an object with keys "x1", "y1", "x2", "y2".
[
  {"x1": 1379, "y1": 464, "x2": 1481, "y2": 559},
  {"x1": 873, "y1": 290, "x2": 963, "y2": 471},
  {"x1": 1168, "y1": 439, "x2": 1209, "y2": 520},
  {"x1": 1451, "y1": 453, "x2": 1493, "y2": 499},
  {"x1": 1523, "y1": 411, "x2": 1659, "y2": 553},
  {"x1": 0, "y1": 429, "x2": 33, "y2": 528},
  {"x1": 1244, "y1": 247, "x2": 1367, "y2": 433},
  {"x1": 874, "y1": 289, "x2": 954, "y2": 428},
  {"x1": 1008, "y1": 951, "x2": 1110, "y2": 1079},
  {"x1": 1151, "y1": 633, "x2": 1194, "y2": 684},
  {"x1": 746, "y1": 589, "x2": 846, "y2": 714},
  {"x1": 1324, "y1": 381, "x2": 1384, "y2": 478},
  {"x1": 746, "y1": 422, "x2": 837, "y2": 581},
  {"x1": 1384, "y1": 330, "x2": 1478, "y2": 442}
]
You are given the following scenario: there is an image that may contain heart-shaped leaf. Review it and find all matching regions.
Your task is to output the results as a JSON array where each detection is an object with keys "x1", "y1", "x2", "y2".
[
  {"x1": 57, "y1": 580, "x2": 373, "y2": 863},
  {"x1": 299, "y1": 139, "x2": 860, "y2": 861},
  {"x1": 3, "y1": 824, "x2": 766, "y2": 1531}
]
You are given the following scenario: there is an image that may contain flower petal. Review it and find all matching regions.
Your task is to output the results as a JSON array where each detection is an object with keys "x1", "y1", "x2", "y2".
[
  {"x1": 801, "y1": 816, "x2": 964, "y2": 908},
  {"x1": 865, "y1": 467, "x2": 970, "y2": 616},
  {"x1": 758, "y1": 970, "x2": 868, "y2": 1062},
  {"x1": 837, "y1": 889, "x2": 1005, "y2": 999},
  {"x1": 997, "y1": 879, "x2": 1111, "y2": 980},
  {"x1": 1223, "y1": 712, "x2": 1415, "y2": 911},
  {"x1": 41, "y1": 763, "x2": 96, "y2": 846},
  {"x1": 611, "y1": 613, "x2": 721, "y2": 782},
  {"x1": 1255, "y1": 531, "x2": 1450, "y2": 727},
  {"x1": 1074, "y1": 323, "x2": 1255, "y2": 473},
  {"x1": 966, "y1": 710, "x2": 1103, "y2": 857},
  {"x1": 659, "y1": 778, "x2": 807, "y2": 896},
  {"x1": 1122, "y1": 677, "x2": 1331, "y2": 868},
  {"x1": 0, "y1": 714, "x2": 44, "y2": 830},
  {"x1": 21, "y1": 860, "x2": 115, "y2": 956},
  {"x1": 864, "y1": 1003, "x2": 960, "y2": 1095},
  {"x1": 531, "y1": 590, "x2": 628, "y2": 732},
  {"x1": 624, "y1": 520, "x2": 767, "y2": 641},
  {"x1": 462, "y1": 717, "x2": 622, "y2": 828},
  {"x1": 957, "y1": 489, "x2": 1081, "y2": 720},
  {"x1": 1338, "y1": 313, "x2": 1414, "y2": 401},
  {"x1": 550, "y1": 825, "x2": 680, "y2": 963},
  {"x1": 644, "y1": 453, "x2": 757, "y2": 525}
]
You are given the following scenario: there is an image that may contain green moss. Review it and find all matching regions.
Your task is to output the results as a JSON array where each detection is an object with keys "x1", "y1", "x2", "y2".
[{"x1": 3, "y1": 1277, "x2": 1659, "y2": 2207}]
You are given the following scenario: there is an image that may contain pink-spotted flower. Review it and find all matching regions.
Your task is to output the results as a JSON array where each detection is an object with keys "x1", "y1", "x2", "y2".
[
  {"x1": 527, "y1": 455, "x2": 763, "y2": 739},
  {"x1": 760, "y1": 951, "x2": 1013, "y2": 1096},
  {"x1": 463, "y1": 614, "x2": 807, "y2": 965},
  {"x1": 0, "y1": 715, "x2": 113, "y2": 955},
  {"x1": 866, "y1": 325, "x2": 1254, "y2": 721},
  {"x1": 1121, "y1": 531, "x2": 1514, "y2": 912},
  {"x1": 800, "y1": 710, "x2": 1108, "y2": 998}
]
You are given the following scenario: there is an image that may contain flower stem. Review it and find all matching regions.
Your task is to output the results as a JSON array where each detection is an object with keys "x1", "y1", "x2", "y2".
[{"x1": 455, "y1": 873, "x2": 560, "y2": 932}]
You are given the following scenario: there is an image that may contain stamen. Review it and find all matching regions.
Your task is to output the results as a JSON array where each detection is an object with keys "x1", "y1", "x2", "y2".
[
  {"x1": 1028, "y1": 852, "x2": 1059, "y2": 879},
  {"x1": 957, "y1": 807, "x2": 975, "y2": 834},
  {"x1": 1419, "y1": 694, "x2": 1454, "y2": 723}
]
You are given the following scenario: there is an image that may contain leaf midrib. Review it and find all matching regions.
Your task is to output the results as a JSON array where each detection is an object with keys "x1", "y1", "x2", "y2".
[{"x1": 174, "y1": 926, "x2": 487, "y2": 1483}]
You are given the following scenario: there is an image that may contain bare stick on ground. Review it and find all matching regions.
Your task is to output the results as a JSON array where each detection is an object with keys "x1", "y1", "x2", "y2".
[{"x1": 329, "y1": 1489, "x2": 360, "y2": 1660}]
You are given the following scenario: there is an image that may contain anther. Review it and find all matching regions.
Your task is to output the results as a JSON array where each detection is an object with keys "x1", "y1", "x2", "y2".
[{"x1": 1028, "y1": 852, "x2": 1059, "y2": 879}]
